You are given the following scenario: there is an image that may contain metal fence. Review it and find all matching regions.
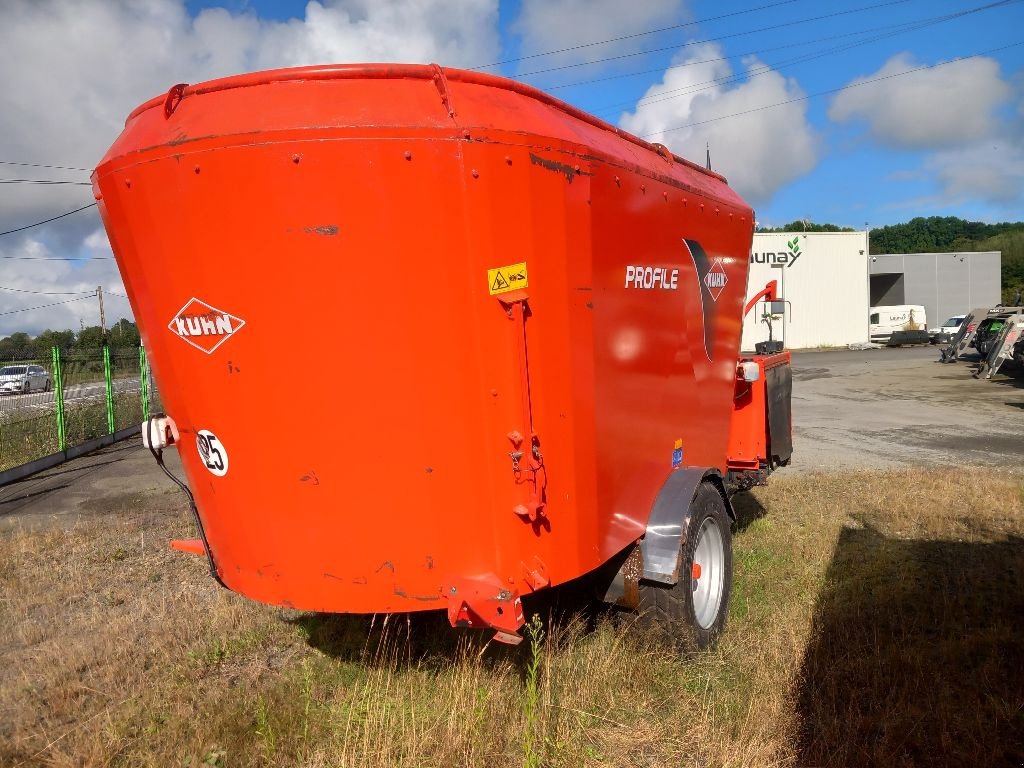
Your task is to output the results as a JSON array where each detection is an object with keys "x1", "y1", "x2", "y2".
[{"x1": 0, "y1": 345, "x2": 159, "y2": 474}]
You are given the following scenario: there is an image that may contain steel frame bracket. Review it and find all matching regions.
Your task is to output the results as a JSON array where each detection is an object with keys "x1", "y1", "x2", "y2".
[{"x1": 445, "y1": 574, "x2": 525, "y2": 645}]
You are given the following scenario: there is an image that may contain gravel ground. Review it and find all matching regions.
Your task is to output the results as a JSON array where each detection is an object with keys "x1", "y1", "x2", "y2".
[{"x1": 789, "y1": 346, "x2": 1023, "y2": 470}]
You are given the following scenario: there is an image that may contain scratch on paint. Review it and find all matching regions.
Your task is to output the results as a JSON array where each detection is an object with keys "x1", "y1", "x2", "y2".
[
  {"x1": 376, "y1": 561, "x2": 396, "y2": 574},
  {"x1": 394, "y1": 588, "x2": 441, "y2": 602},
  {"x1": 529, "y1": 152, "x2": 592, "y2": 184},
  {"x1": 304, "y1": 225, "x2": 339, "y2": 236},
  {"x1": 300, "y1": 471, "x2": 320, "y2": 485}
]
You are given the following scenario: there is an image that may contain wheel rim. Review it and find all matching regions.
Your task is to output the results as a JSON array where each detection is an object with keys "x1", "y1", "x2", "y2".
[{"x1": 692, "y1": 517, "x2": 725, "y2": 630}]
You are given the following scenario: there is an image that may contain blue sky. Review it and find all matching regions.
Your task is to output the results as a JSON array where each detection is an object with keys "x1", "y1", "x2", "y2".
[
  {"x1": 0, "y1": 0, "x2": 1021, "y2": 334},
  {"x1": 182, "y1": 0, "x2": 1024, "y2": 228}
]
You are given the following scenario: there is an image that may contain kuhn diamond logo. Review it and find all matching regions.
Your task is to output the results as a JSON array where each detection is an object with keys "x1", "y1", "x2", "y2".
[
  {"x1": 168, "y1": 298, "x2": 245, "y2": 354},
  {"x1": 703, "y1": 258, "x2": 728, "y2": 302}
]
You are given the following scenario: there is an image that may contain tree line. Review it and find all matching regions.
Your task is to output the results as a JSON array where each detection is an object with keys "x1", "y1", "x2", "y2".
[{"x1": 0, "y1": 319, "x2": 141, "y2": 361}]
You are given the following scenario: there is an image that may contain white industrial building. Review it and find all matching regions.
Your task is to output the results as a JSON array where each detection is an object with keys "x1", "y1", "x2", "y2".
[{"x1": 742, "y1": 231, "x2": 870, "y2": 351}]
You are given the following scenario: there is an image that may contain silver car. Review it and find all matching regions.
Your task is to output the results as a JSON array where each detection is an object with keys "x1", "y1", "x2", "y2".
[{"x1": 0, "y1": 364, "x2": 51, "y2": 394}]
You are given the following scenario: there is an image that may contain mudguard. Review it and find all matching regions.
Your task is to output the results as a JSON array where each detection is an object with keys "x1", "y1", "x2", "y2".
[{"x1": 640, "y1": 467, "x2": 734, "y2": 586}]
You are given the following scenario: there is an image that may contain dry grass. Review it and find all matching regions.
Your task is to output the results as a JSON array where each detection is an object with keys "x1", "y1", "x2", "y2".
[{"x1": 1, "y1": 468, "x2": 1022, "y2": 767}]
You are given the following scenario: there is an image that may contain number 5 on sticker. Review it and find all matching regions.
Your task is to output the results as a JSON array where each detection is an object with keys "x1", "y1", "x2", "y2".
[{"x1": 197, "y1": 429, "x2": 229, "y2": 477}]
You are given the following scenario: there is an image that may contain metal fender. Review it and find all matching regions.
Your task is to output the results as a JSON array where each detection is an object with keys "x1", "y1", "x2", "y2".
[{"x1": 641, "y1": 467, "x2": 734, "y2": 586}]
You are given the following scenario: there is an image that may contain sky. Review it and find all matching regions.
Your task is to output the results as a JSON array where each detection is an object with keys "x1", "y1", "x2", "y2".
[{"x1": 0, "y1": 0, "x2": 1021, "y2": 337}]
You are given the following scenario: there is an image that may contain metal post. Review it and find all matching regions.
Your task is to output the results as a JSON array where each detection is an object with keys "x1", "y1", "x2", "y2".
[
  {"x1": 97, "y1": 286, "x2": 107, "y2": 342},
  {"x1": 139, "y1": 345, "x2": 150, "y2": 422},
  {"x1": 51, "y1": 346, "x2": 66, "y2": 451},
  {"x1": 103, "y1": 344, "x2": 115, "y2": 434},
  {"x1": 770, "y1": 263, "x2": 786, "y2": 349}
]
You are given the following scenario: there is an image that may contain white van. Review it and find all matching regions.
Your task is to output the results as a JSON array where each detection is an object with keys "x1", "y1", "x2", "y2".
[{"x1": 870, "y1": 305, "x2": 927, "y2": 344}]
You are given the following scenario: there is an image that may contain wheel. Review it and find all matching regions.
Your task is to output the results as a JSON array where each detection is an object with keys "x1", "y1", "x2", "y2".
[
  {"x1": 44, "y1": 379, "x2": 51, "y2": 392},
  {"x1": 22, "y1": 381, "x2": 29, "y2": 394},
  {"x1": 639, "y1": 482, "x2": 733, "y2": 650}
]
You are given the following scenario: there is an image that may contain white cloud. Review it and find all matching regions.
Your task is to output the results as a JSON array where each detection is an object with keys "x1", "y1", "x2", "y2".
[
  {"x1": 0, "y1": 231, "x2": 128, "y2": 337},
  {"x1": 512, "y1": 0, "x2": 686, "y2": 69},
  {"x1": 828, "y1": 53, "x2": 1011, "y2": 149},
  {"x1": 619, "y1": 44, "x2": 818, "y2": 205},
  {"x1": 0, "y1": 0, "x2": 498, "y2": 337},
  {"x1": 0, "y1": 0, "x2": 499, "y2": 216},
  {"x1": 927, "y1": 140, "x2": 1024, "y2": 206}
]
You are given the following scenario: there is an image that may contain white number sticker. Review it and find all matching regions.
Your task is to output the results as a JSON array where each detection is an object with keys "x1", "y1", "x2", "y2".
[{"x1": 196, "y1": 429, "x2": 228, "y2": 477}]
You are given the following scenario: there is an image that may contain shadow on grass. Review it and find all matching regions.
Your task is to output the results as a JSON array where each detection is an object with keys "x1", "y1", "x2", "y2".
[
  {"x1": 292, "y1": 495, "x2": 770, "y2": 669},
  {"x1": 731, "y1": 489, "x2": 768, "y2": 532},
  {"x1": 289, "y1": 570, "x2": 610, "y2": 672},
  {"x1": 796, "y1": 524, "x2": 1024, "y2": 767}
]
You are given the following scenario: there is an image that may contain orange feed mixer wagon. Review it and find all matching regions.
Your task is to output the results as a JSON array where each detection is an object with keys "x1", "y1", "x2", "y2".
[{"x1": 93, "y1": 64, "x2": 792, "y2": 647}]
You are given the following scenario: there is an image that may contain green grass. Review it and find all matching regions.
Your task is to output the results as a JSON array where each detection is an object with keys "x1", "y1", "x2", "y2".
[
  {"x1": 0, "y1": 391, "x2": 144, "y2": 471},
  {"x1": 1, "y1": 469, "x2": 1022, "y2": 766}
]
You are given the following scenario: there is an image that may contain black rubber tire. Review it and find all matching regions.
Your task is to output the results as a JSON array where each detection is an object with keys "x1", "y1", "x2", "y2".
[
  {"x1": 22, "y1": 381, "x2": 29, "y2": 394},
  {"x1": 638, "y1": 482, "x2": 733, "y2": 650},
  {"x1": 44, "y1": 379, "x2": 51, "y2": 392}
]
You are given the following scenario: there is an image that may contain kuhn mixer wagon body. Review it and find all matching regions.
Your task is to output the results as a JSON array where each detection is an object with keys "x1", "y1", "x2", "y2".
[{"x1": 94, "y1": 64, "x2": 792, "y2": 646}]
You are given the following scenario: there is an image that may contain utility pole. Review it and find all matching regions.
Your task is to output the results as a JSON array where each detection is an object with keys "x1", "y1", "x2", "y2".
[{"x1": 97, "y1": 286, "x2": 107, "y2": 342}]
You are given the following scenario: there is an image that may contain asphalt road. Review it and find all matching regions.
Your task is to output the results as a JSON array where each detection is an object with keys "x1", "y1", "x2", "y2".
[
  {"x1": 788, "y1": 345, "x2": 1023, "y2": 470},
  {"x1": 0, "y1": 377, "x2": 142, "y2": 416}
]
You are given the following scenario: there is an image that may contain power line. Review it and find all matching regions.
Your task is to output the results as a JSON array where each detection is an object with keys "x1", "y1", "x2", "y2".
[
  {"x1": 0, "y1": 161, "x2": 90, "y2": 173},
  {"x1": 0, "y1": 295, "x2": 93, "y2": 317},
  {"x1": 549, "y1": 0, "x2": 1008, "y2": 95},
  {"x1": 0, "y1": 203, "x2": 97, "y2": 238},
  {"x1": 0, "y1": 285, "x2": 93, "y2": 296},
  {"x1": 593, "y1": 0, "x2": 1013, "y2": 117},
  {"x1": 0, "y1": 257, "x2": 111, "y2": 263},
  {"x1": 515, "y1": 0, "x2": 915, "y2": 79},
  {"x1": 471, "y1": 0, "x2": 804, "y2": 71},
  {"x1": 105, "y1": 291, "x2": 129, "y2": 299},
  {"x1": 0, "y1": 179, "x2": 91, "y2": 185},
  {"x1": 643, "y1": 40, "x2": 1024, "y2": 136}
]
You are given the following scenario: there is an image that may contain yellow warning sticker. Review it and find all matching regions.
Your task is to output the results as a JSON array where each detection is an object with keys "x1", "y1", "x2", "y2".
[{"x1": 487, "y1": 262, "x2": 529, "y2": 295}]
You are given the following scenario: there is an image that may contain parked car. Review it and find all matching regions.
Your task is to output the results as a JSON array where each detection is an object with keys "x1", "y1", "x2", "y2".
[
  {"x1": 0, "y1": 364, "x2": 51, "y2": 394},
  {"x1": 928, "y1": 315, "x2": 965, "y2": 345}
]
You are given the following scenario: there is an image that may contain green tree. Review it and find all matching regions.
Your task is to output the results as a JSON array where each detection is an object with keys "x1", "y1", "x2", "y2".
[
  {"x1": 33, "y1": 329, "x2": 75, "y2": 357},
  {"x1": 75, "y1": 325, "x2": 105, "y2": 352},
  {"x1": 0, "y1": 332, "x2": 33, "y2": 359},
  {"x1": 757, "y1": 220, "x2": 856, "y2": 233},
  {"x1": 109, "y1": 319, "x2": 140, "y2": 348}
]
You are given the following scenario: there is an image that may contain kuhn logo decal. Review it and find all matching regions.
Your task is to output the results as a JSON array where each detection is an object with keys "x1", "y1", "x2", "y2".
[
  {"x1": 168, "y1": 298, "x2": 245, "y2": 354},
  {"x1": 702, "y1": 259, "x2": 728, "y2": 301},
  {"x1": 682, "y1": 239, "x2": 724, "y2": 361}
]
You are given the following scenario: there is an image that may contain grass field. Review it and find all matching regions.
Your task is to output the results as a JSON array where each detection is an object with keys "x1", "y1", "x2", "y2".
[
  {"x1": 0, "y1": 392, "x2": 144, "y2": 472},
  {"x1": 1, "y1": 469, "x2": 1022, "y2": 767}
]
